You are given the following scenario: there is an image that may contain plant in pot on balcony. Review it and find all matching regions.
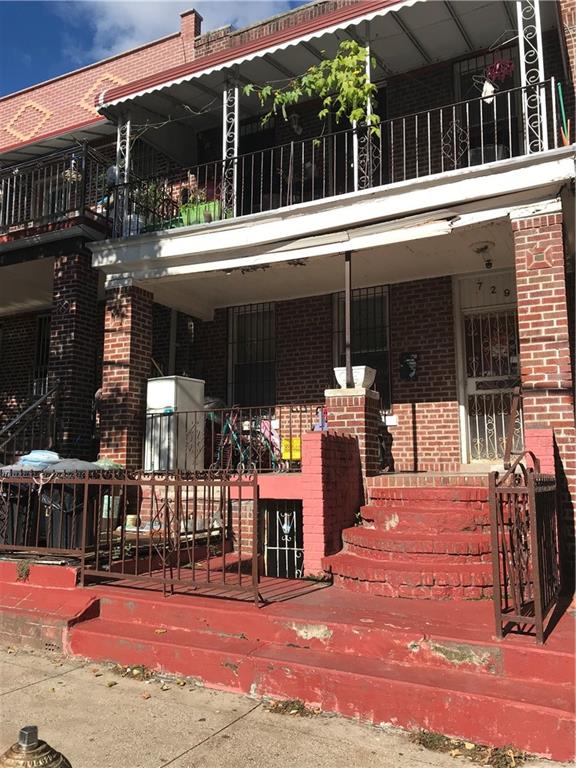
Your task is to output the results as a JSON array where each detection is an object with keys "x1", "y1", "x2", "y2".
[{"x1": 180, "y1": 172, "x2": 221, "y2": 225}]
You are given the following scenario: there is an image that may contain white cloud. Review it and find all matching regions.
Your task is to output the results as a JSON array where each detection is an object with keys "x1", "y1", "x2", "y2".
[{"x1": 53, "y1": 0, "x2": 299, "y2": 64}]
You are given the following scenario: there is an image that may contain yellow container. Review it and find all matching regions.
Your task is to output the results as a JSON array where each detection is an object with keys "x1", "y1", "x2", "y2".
[{"x1": 281, "y1": 437, "x2": 301, "y2": 460}]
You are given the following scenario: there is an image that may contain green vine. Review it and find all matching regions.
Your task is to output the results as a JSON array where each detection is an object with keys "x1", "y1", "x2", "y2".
[{"x1": 243, "y1": 40, "x2": 380, "y2": 136}]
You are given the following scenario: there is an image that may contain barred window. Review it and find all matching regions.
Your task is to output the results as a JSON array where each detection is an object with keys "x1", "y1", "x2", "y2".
[
  {"x1": 333, "y1": 285, "x2": 390, "y2": 407},
  {"x1": 228, "y1": 303, "x2": 276, "y2": 406}
]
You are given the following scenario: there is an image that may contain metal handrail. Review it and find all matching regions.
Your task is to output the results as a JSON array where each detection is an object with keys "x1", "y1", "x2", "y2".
[{"x1": 0, "y1": 384, "x2": 58, "y2": 443}]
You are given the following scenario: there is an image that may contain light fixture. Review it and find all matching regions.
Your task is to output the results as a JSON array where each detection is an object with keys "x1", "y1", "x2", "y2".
[{"x1": 471, "y1": 241, "x2": 495, "y2": 270}]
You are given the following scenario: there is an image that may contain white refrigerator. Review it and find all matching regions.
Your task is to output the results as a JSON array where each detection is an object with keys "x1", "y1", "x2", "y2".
[{"x1": 144, "y1": 376, "x2": 205, "y2": 471}]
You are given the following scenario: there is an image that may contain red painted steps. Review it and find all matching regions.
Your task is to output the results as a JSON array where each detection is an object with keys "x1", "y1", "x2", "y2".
[
  {"x1": 343, "y1": 528, "x2": 491, "y2": 562},
  {"x1": 325, "y1": 485, "x2": 494, "y2": 599},
  {"x1": 67, "y1": 589, "x2": 575, "y2": 761}
]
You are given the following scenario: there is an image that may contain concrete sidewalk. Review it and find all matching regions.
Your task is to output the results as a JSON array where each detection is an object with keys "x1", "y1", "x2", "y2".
[{"x1": 0, "y1": 647, "x2": 560, "y2": 768}]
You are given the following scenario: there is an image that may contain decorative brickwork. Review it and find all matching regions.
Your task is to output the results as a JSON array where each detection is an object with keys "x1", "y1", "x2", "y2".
[
  {"x1": 48, "y1": 250, "x2": 99, "y2": 459},
  {"x1": 99, "y1": 285, "x2": 153, "y2": 469},
  {"x1": 512, "y1": 212, "x2": 575, "y2": 588}
]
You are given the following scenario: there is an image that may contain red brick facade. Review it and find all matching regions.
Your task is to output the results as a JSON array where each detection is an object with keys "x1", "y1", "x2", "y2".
[
  {"x1": 48, "y1": 249, "x2": 99, "y2": 459},
  {"x1": 99, "y1": 285, "x2": 153, "y2": 468},
  {"x1": 512, "y1": 212, "x2": 576, "y2": 586}
]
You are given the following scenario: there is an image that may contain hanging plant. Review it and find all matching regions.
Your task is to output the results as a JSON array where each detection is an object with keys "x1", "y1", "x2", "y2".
[{"x1": 243, "y1": 40, "x2": 380, "y2": 136}]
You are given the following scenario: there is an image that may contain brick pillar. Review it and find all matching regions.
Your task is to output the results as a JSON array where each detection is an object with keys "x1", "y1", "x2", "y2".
[
  {"x1": 179, "y1": 9, "x2": 202, "y2": 62},
  {"x1": 48, "y1": 250, "x2": 99, "y2": 459},
  {"x1": 99, "y1": 285, "x2": 153, "y2": 469},
  {"x1": 324, "y1": 387, "x2": 381, "y2": 477},
  {"x1": 512, "y1": 211, "x2": 575, "y2": 588}
]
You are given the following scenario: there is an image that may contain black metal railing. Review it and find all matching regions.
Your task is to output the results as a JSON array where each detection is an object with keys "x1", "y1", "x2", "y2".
[
  {"x1": 114, "y1": 79, "x2": 561, "y2": 238},
  {"x1": 0, "y1": 145, "x2": 111, "y2": 236},
  {"x1": 489, "y1": 451, "x2": 560, "y2": 644},
  {"x1": 144, "y1": 403, "x2": 325, "y2": 473},
  {"x1": 0, "y1": 385, "x2": 58, "y2": 466},
  {"x1": 0, "y1": 470, "x2": 261, "y2": 603}
]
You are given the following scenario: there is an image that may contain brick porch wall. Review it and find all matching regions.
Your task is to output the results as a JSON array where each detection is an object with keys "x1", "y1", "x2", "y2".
[
  {"x1": 0, "y1": 311, "x2": 42, "y2": 423},
  {"x1": 99, "y1": 285, "x2": 153, "y2": 469},
  {"x1": 512, "y1": 211, "x2": 575, "y2": 589}
]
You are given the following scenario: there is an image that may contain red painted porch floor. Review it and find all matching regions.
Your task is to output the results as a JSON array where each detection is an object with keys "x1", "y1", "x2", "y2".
[{"x1": 66, "y1": 580, "x2": 575, "y2": 762}]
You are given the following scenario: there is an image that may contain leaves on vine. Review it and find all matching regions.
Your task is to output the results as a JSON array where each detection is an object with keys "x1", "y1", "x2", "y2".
[{"x1": 243, "y1": 40, "x2": 380, "y2": 134}]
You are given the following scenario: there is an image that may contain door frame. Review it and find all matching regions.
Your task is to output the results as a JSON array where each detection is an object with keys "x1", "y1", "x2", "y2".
[{"x1": 453, "y1": 270, "x2": 518, "y2": 465}]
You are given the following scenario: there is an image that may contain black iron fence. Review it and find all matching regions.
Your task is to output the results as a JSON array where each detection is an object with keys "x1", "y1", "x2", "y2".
[
  {"x1": 0, "y1": 145, "x2": 111, "y2": 235},
  {"x1": 489, "y1": 452, "x2": 560, "y2": 644},
  {"x1": 144, "y1": 403, "x2": 325, "y2": 473},
  {"x1": 0, "y1": 470, "x2": 260, "y2": 602},
  {"x1": 114, "y1": 79, "x2": 561, "y2": 237}
]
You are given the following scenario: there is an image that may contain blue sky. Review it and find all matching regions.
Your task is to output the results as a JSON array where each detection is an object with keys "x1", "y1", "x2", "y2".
[{"x1": 0, "y1": 1, "x2": 306, "y2": 97}]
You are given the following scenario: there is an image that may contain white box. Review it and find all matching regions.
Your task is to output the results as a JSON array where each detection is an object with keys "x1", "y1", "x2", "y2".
[{"x1": 144, "y1": 376, "x2": 205, "y2": 471}]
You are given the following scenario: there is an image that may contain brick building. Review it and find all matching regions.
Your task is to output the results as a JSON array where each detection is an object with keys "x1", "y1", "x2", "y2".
[{"x1": 0, "y1": 0, "x2": 575, "y2": 577}]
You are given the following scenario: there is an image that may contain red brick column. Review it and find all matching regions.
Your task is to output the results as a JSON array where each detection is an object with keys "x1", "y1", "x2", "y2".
[
  {"x1": 301, "y1": 432, "x2": 361, "y2": 575},
  {"x1": 324, "y1": 388, "x2": 381, "y2": 477},
  {"x1": 99, "y1": 285, "x2": 153, "y2": 469},
  {"x1": 512, "y1": 211, "x2": 575, "y2": 586},
  {"x1": 48, "y1": 250, "x2": 99, "y2": 459}
]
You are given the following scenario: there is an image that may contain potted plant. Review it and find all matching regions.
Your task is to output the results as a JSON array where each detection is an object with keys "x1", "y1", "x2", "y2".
[{"x1": 180, "y1": 172, "x2": 221, "y2": 225}]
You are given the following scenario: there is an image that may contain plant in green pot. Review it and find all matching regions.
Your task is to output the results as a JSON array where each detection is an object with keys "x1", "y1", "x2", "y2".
[{"x1": 180, "y1": 172, "x2": 222, "y2": 226}]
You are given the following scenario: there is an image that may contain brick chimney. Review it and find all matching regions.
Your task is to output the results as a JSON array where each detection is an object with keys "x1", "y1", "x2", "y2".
[{"x1": 180, "y1": 9, "x2": 203, "y2": 62}]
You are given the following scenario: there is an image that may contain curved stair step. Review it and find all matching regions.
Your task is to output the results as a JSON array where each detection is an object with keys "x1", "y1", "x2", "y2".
[
  {"x1": 342, "y1": 527, "x2": 491, "y2": 562},
  {"x1": 360, "y1": 505, "x2": 489, "y2": 533}
]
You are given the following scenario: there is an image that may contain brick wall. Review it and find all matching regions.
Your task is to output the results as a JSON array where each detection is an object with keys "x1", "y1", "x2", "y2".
[
  {"x1": 48, "y1": 250, "x2": 99, "y2": 459},
  {"x1": 512, "y1": 212, "x2": 575, "y2": 588},
  {"x1": 99, "y1": 285, "x2": 153, "y2": 468},
  {"x1": 192, "y1": 308, "x2": 228, "y2": 402},
  {"x1": 301, "y1": 431, "x2": 361, "y2": 574},
  {"x1": 0, "y1": 311, "x2": 41, "y2": 423},
  {"x1": 276, "y1": 295, "x2": 333, "y2": 404},
  {"x1": 386, "y1": 277, "x2": 461, "y2": 472}
]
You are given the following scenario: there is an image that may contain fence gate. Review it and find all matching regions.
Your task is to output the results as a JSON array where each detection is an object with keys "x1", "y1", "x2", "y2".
[{"x1": 261, "y1": 499, "x2": 303, "y2": 579}]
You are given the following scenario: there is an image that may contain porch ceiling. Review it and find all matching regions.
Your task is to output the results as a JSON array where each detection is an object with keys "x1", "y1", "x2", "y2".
[
  {"x1": 99, "y1": 0, "x2": 558, "y2": 162},
  {"x1": 147, "y1": 215, "x2": 514, "y2": 318},
  {"x1": 0, "y1": 258, "x2": 54, "y2": 316}
]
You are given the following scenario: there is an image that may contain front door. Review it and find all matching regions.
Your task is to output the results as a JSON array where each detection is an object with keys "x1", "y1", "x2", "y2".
[{"x1": 459, "y1": 273, "x2": 523, "y2": 462}]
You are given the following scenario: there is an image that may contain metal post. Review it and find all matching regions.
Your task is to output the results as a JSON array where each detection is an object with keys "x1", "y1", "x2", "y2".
[
  {"x1": 516, "y1": 0, "x2": 548, "y2": 152},
  {"x1": 344, "y1": 251, "x2": 353, "y2": 388},
  {"x1": 222, "y1": 80, "x2": 239, "y2": 217},
  {"x1": 114, "y1": 113, "x2": 131, "y2": 236}
]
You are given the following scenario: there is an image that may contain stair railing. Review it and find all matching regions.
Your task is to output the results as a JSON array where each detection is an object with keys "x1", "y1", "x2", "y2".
[{"x1": 0, "y1": 385, "x2": 58, "y2": 465}]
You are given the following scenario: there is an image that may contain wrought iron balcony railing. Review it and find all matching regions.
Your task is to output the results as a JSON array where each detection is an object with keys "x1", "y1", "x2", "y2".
[
  {"x1": 0, "y1": 145, "x2": 111, "y2": 238},
  {"x1": 113, "y1": 79, "x2": 562, "y2": 239}
]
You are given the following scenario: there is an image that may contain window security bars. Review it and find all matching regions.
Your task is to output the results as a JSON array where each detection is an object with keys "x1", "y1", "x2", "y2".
[
  {"x1": 262, "y1": 499, "x2": 304, "y2": 579},
  {"x1": 229, "y1": 303, "x2": 276, "y2": 407},
  {"x1": 333, "y1": 285, "x2": 390, "y2": 406}
]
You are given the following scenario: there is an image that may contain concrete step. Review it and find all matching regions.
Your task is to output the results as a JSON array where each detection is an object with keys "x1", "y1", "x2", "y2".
[
  {"x1": 342, "y1": 527, "x2": 491, "y2": 562},
  {"x1": 360, "y1": 505, "x2": 489, "y2": 533},
  {"x1": 68, "y1": 615, "x2": 575, "y2": 761},
  {"x1": 323, "y1": 552, "x2": 492, "y2": 599},
  {"x1": 92, "y1": 587, "x2": 574, "y2": 685}
]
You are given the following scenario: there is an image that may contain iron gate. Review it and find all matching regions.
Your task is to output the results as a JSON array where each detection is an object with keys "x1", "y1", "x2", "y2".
[
  {"x1": 464, "y1": 309, "x2": 524, "y2": 461},
  {"x1": 261, "y1": 499, "x2": 303, "y2": 579}
]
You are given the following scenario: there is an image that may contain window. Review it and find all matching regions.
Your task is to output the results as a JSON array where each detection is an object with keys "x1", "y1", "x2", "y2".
[
  {"x1": 32, "y1": 314, "x2": 51, "y2": 396},
  {"x1": 333, "y1": 286, "x2": 390, "y2": 407},
  {"x1": 229, "y1": 303, "x2": 276, "y2": 406}
]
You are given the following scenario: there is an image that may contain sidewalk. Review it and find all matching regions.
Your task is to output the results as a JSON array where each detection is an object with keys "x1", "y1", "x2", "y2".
[{"x1": 0, "y1": 647, "x2": 561, "y2": 768}]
